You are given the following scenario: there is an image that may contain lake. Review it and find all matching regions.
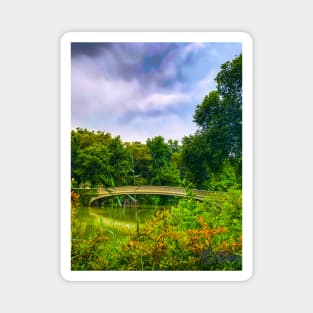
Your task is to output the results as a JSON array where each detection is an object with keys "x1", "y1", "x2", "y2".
[{"x1": 73, "y1": 202, "x2": 173, "y2": 239}]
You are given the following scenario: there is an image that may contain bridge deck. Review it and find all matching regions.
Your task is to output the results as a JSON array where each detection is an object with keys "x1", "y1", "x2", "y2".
[{"x1": 73, "y1": 185, "x2": 226, "y2": 204}]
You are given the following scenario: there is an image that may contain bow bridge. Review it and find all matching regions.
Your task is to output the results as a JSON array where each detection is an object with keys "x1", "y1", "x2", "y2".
[{"x1": 73, "y1": 185, "x2": 225, "y2": 205}]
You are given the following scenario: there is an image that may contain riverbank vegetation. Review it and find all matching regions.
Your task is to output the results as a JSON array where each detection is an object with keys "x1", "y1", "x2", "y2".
[
  {"x1": 71, "y1": 189, "x2": 242, "y2": 270},
  {"x1": 71, "y1": 54, "x2": 243, "y2": 271}
]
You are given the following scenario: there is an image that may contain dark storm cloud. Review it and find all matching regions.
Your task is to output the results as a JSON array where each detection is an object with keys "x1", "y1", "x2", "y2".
[
  {"x1": 71, "y1": 42, "x2": 115, "y2": 57},
  {"x1": 71, "y1": 42, "x2": 202, "y2": 90}
]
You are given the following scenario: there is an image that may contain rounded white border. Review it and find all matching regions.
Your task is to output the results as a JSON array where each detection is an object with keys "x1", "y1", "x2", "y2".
[{"x1": 60, "y1": 32, "x2": 253, "y2": 282}]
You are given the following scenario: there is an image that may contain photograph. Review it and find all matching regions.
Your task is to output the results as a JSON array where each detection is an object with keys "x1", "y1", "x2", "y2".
[{"x1": 60, "y1": 32, "x2": 252, "y2": 281}]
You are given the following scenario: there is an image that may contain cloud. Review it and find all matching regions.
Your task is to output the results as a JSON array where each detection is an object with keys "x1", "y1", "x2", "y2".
[
  {"x1": 71, "y1": 42, "x2": 241, "y2": 142},
  {"x1": 108, "y1": 114, "x2": 195, "y2": 143}
]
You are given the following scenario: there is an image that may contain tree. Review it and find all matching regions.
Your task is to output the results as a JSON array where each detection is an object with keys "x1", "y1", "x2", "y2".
[
  {"x1": 125, "y1": 142, "x2": 152, "y2": 185},
  {"x1": 181, "y1": 133, "x2": 209, "y2": 188},
  {"x1": 215, "y1": 53, "x2": 242, "y2": 158},
  {"x1": 146, "y1": 136, "x2": 180, "y2": 186},
  {"x1": 108, "y1": 136, "x2": 132, "y2": 186},
  {"x1": 71, "y1": 128, "x2": 114, "y2": 186},
  {"x1": 193, "y1": 90, "x2": 223, "y2": 131},
  {"x1": 75, "y1": 144, "x2": 111, "y2": 187},
  {"x1": 168, "y1": 139, "x2": 181, "y2": 153},
  {"x1": 146, "y1": 136, "x2": 171, "y2": 169},
  {"x1": 182, "y1": 54, "x2": 242, "y2": 188},
  {"x1": 194, "y1": 54, "x2": 242, "y2": 161}
]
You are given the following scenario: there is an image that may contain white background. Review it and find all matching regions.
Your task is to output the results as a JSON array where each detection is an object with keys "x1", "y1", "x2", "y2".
[{"x1": 0, "y1": 0, "x2": 312, "y2": 312}]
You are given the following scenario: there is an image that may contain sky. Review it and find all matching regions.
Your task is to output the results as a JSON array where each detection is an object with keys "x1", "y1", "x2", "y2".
[{"x1": 71, "y1": 42, "x2": 241, "y2": 143}]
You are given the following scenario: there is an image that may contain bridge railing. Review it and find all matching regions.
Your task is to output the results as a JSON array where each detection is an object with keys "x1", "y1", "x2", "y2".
[
  {"x1": 96, "y1": 185, "x2": 187, "y2": 194},
  {"x1": 73, "y1": 185, "x2": 227, "y2": 202}
]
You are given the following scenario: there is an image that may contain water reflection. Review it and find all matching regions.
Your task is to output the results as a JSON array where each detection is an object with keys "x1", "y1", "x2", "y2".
[
  {"x1": 90, "y1": 205, "x2": 158, "y2": 223},
  {"x1": 74, "y1": 195, "x2": 178, "y2": 238}
]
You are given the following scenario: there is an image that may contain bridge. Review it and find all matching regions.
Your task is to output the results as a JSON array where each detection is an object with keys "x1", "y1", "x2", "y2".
[{"x1": 72, "y1": 185, "x2": 226, "y2": 205}]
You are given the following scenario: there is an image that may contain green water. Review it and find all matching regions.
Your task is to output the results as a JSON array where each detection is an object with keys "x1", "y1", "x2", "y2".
[
  {"x1": 92, "y1": 205, "x2": 158, "y2": 222},
  {"x1": 73, "y1": 204, "x2": 166, "y2": 239},
  {"x1": 73, "y1": 195, "x2": 179, "y2": 239}
]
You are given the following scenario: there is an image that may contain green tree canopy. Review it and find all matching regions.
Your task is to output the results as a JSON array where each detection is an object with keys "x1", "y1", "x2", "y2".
[
  {"x1": 182, "y1": 54, "x2": 242, "y2": 188},
  {"x1": 146, "y1": 136, "x2": 180, "y2": 186}
]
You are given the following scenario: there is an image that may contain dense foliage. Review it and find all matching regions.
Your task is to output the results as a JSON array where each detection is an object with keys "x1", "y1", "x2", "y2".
[
  {"x1": 182, "y1": 54, "x2": 242, "y2": 189},
  {"x1": 71, "y1": 130, "x2": 182, "y2": 188},
  {"x1": 71, "y1": 189, "x2": 242, "y2": 271}
]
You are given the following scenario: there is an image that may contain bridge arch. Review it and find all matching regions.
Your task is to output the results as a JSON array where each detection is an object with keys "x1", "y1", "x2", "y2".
[{"x1": 72, "y1": 185, "x2": 225, "y2": 205}]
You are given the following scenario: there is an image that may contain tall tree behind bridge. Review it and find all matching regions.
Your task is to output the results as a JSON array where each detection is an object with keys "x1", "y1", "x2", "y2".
[{"x1": 182, "y1": 54, "x2": 242, "y2": 189}]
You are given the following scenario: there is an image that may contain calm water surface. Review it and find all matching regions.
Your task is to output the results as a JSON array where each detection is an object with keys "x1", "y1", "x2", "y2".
[{"x1": 73, "y1": 204, "x2": 166, "y2": 238}]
